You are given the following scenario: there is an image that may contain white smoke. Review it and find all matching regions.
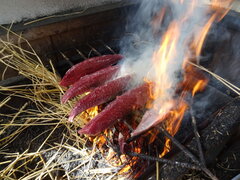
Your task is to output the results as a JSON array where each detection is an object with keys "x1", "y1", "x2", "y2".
[
  {"x1": 118, "y1": 0, "x2": 225, "y2": 135},
  {"x1": 120, "y1": 0, "x2": 211, "y2": 97}
]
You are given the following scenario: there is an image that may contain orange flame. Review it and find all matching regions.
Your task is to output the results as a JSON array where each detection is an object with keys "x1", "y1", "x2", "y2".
[
  {"x1": 152, "y1": 21, "x2": 180, "y2": 99},
  {"x1": 78, "y1": 105, "x2": 100, "y2": 125},
  {"x1": 160, "y1": 101, "x2": 188, "y2": 157},
  {"x1": 194, "y1": 13, "x2": 218, "y2": 58},
  {"x1": 146, "y1": 0, "x2": 233, "y2": 158},
  {"x1": 192, "y1": 79, "x2": 208, "y2": 96},
  {"x1": 77, "y1": 0, "x2": 233, "y2": 176}
]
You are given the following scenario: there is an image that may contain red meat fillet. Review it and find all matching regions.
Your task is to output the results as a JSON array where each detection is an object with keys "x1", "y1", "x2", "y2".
[
  {"x1": 68, "y1": 75, "x2": 132, "y2": 122},
  {"x1": 60, "y1": 54, "x2": 123, "y2": 86},
  {"x1": 78, "y1": 83, "x2": 150, "y2": 136},
  {"x1": 61, "y1": 65, "x2": 120, "y2": 103}
]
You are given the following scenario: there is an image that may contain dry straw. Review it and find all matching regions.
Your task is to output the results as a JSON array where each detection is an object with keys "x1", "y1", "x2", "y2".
[{"x1": 0, "y1": 27, "x2": 121, "y2": 180}]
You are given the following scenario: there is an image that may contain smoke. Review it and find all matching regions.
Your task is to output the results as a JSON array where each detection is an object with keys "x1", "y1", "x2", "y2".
[
  {"x1": 119, "y1": 0, "x2": 212, "y2": 102},
  {"x1": 177, "y1": 11, "x2": 240, "y2": 139},
  {"x1": 117, "y1": 0, "x2": 235, "y2": 136},
  {"x1": 211, "y1": 32, "x2": 240, "y2": 86}
]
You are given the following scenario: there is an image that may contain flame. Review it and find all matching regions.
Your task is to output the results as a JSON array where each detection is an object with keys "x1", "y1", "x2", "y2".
[
  {"x1": 118, "y1": 147, "x2": 141, "y2": 175},
  {"x1": 74, "y1": 0, "x2": 233, "y2": 177},
  {"x1": 152, "y1": 21, "x2": 180, "y2": 100},
  {"x1": 86, "y1": 122, "x2": 143, "y2": 176},
  {"x1": 194, "y1": 13, "x2": 218, "y2": 57},
  {"x1": 147, "y1": 129, "x2": 159, "y2": 144},
  {"x1": 87, "y1": 106, "x2": 99, "y2": 118},
  {"x1": 79, "y1": 106, "x2": 99, "y2": 124},
  {"x1": 211, "y1": 0, "x2": 233, "y2": 21},
  {"x1": 192, "y1": 0, "x2": 233, "y2": 58},
  {"x1": 145, "y1": 0, "x2": 233, "y2": 158},
  {"x1": 160, "y1": 101, "x2": 188, "y2": 157},
  {"x1": 192, "y1": 79, "x2": 208, "y2": 96}
]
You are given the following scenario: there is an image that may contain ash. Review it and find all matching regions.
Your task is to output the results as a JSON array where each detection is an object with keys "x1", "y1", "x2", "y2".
[{"x1": 43, "y1": 147, "x2": 122, "y2": 179}]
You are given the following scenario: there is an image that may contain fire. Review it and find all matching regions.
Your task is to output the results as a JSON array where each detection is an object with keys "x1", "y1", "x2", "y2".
[
  {"x1": 79, "y1": 105, "x2": 99, "y2": 124},
  {"x1": 192, "y1": 79, "x2": 208, "y2": 96},
  {"x1": 152, "y1": 21, "x2": 179, "y2": 100},
  {"x1": 76, "y1": 0, "x2": 233, "y2": 177},
  {"x1": 193, "y1": 0, "x2": 233, "y2": 58},
  {"x1": 144, "y1": 0, "x2": 233, "y2": 157},
  {"x1": 211, "y1": 0, "x2": 234, "y2": 21},
  {"x1": 194, "y1": 14, "x2": 218, "y2": 58},
  {"x1": 86, "y1": 106, "x2": 99, "y2": 118},
  {"x1": 160, "y1": 101, "x2": 188, "y2": 157}
]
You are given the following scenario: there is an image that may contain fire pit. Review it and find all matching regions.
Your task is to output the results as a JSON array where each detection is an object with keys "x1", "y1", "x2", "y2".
[{"x1": 0, "y1": 1, "x2": 240, "y2": 180}]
